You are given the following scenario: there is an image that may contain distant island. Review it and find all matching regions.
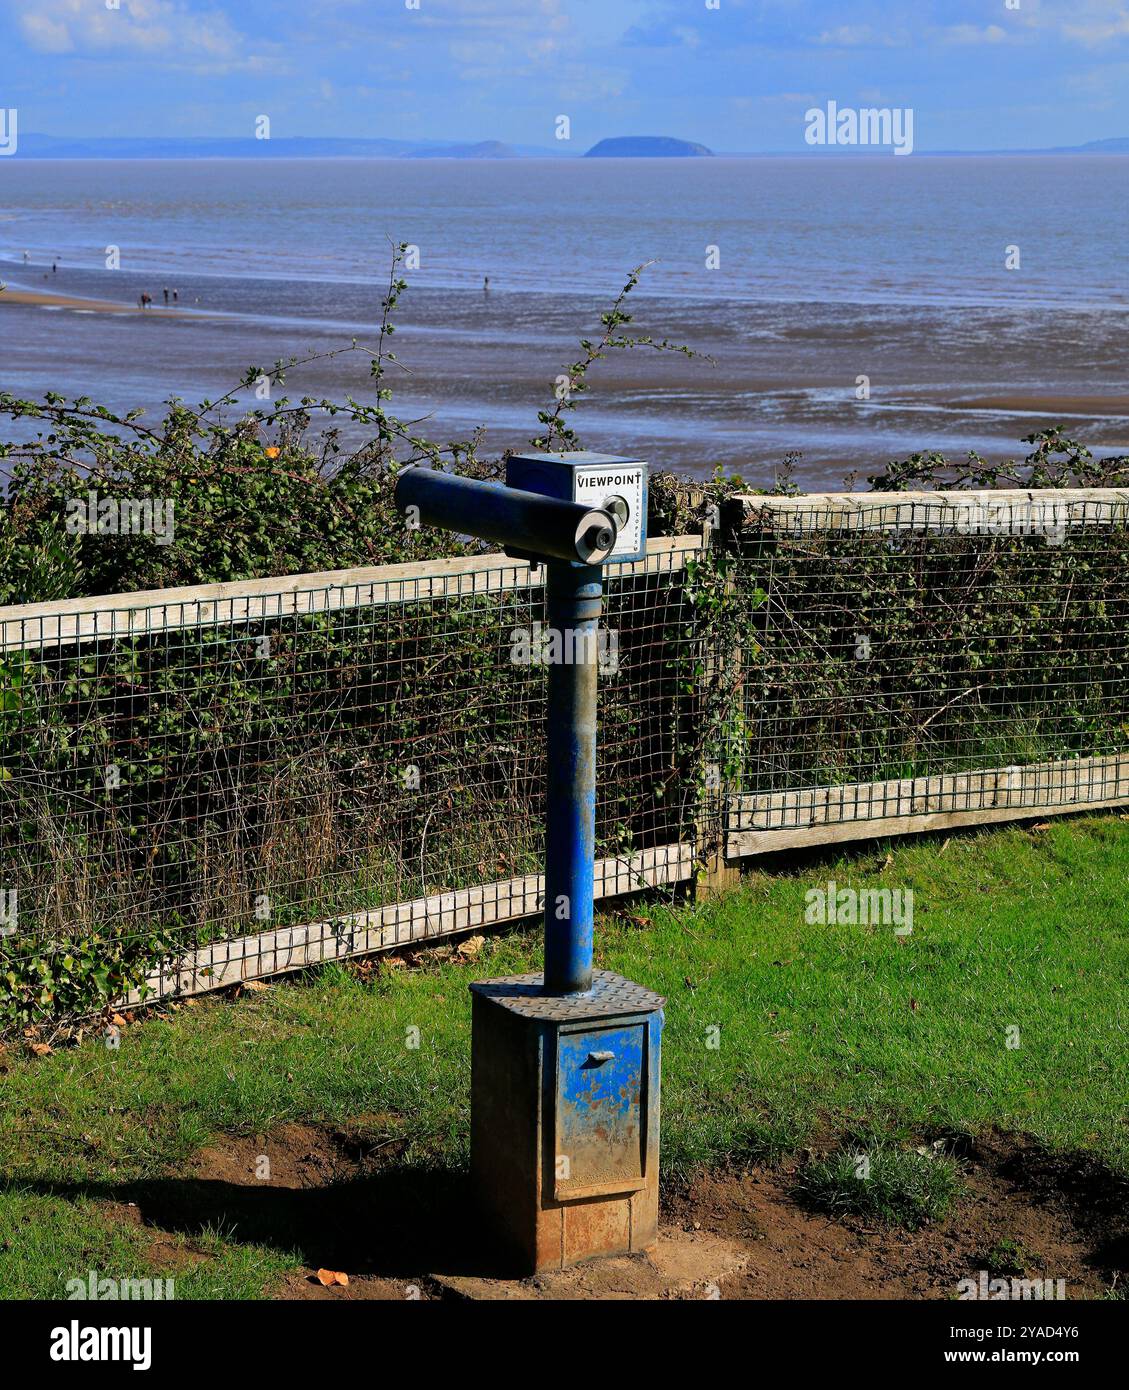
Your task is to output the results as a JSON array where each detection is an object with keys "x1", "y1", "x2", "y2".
[
  {"x1": 584, "y1": 136, "x2": 714, "y2": 158},
  {"x1": 1065, "y1": 137, "x2": 1129, "y2": 153},
  {"x1": 10, "y1": 134, "x2": 549, "y2": 160}
]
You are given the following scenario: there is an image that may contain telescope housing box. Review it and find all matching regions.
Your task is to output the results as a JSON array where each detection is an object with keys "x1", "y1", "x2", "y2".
[
  {"x1": 470, "y1": 970, "x2": 664, "y2": 1273},
  {"x1": 506, "y1": 452, "x2": 648, "y2": 564}
]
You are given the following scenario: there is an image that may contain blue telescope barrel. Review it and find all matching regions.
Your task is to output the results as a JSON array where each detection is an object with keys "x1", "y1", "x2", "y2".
[{"x1": 395, "y1": 467, "x2": 618, "y2": 566}]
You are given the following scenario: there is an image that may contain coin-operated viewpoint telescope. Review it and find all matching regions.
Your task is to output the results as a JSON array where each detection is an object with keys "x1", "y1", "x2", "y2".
[{"x1": 396, "y1": 452, "x2": 664, "y2": 1273}]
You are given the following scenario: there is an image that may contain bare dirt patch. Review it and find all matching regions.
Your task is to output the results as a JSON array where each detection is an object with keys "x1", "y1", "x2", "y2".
[
  {"x1": 97, "y1": 1200, "x2": 212, "y2": 1274},
  {"x1": 665, "y1": 1132, "x2": 1128, "y2": 1300},
  {"x1": 93, "y1": 1116, "x2": 447, "y2": 1298},
  {"x1": 91, "y1": 1123, "x2": 1127, "y2": 1300},
  {"x1": 433, "y1": 1230, "x2": 747, "y2": 1300},
  {"x1": 187, "y1": 1121, "x2": 367, "y2": 1190},
  {"x1": 279, "y1": 1268, "x2": 424, "y2": 1301}
]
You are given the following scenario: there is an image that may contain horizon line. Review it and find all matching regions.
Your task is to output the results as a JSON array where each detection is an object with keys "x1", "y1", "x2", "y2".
[{"x1": 9, "y1": 132, "x2": 1129, "y2": 160}]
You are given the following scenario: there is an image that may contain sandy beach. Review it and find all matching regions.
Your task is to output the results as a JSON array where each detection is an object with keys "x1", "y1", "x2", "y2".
[
  {"x1": 947, "y1": 393, "x2": 1129, "y2": 418},
  {"x1": 0, "y1": 283, "x2": 204, "y2": 317}
]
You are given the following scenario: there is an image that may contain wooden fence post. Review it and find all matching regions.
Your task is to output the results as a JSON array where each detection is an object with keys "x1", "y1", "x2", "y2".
[{"x1": 694, "y1": 506, "x2": 744, "y2": 900}]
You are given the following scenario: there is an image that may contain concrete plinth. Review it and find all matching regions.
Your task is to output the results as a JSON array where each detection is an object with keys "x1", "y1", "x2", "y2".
[{"x1": 470, "y1": 969, "x2": 665, "y2": 1275}]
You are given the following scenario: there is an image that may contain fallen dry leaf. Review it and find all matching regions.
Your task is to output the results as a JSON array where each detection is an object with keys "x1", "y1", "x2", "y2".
[
  {"x1": 315, "y1": 1268, "x2": 349, "y2": 1287},
  {"x1": 242, "y1": 980, "x2": 270, "y2": 993},
  {"x1": 30, "y1": 1042, "x2": 53, "y2": 1057},
  {"x1": 456, "y1": 934, "x2": 485, "y2": 959},
  {"x1": 111, "y1": 1013, "x2": 127, "y2": 1028}
]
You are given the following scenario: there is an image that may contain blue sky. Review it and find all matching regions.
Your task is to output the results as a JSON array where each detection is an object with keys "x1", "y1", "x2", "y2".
[{"x1": 1, "y1": 0, "x2": 1127, "y2": 150}]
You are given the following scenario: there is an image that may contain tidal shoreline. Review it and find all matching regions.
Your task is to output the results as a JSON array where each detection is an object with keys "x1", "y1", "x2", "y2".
[{"x1": 4, "y1": 258, "x2": 1127, "y2": 485}]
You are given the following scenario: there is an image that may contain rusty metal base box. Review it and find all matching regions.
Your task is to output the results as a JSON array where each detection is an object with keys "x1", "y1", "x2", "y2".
[{"x1": 469, "y1": 970, "x2": 665, "y2": 1275}]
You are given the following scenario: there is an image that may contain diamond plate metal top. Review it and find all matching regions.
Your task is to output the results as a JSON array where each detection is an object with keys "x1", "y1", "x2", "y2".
[{"x1": 470, "y1": 969, "x2": 665, "y2": 1021}]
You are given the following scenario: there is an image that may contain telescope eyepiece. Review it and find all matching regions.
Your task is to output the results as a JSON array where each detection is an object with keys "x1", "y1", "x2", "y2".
[{"x1": 574, "y1": 509, "x2": 618, "y2": 564}]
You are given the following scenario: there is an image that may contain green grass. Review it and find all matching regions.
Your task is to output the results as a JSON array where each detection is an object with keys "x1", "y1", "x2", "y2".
[
  {"x1": 0, "y1": 1188, "x2": 293, "y2": 1300},
  {"x1": 796, "y1": 1141, "x2": 964, "y2": 1228},
  {"x1": 1, "y1": 812, "x2": 1127, "y2": 1297},
  {"x1": 981, "y1": 1237, "x2": 1038, "y2": 1278}
]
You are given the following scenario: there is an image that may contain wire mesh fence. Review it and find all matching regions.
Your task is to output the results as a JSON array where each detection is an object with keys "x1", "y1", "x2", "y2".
[
  {"x1": 726, "y1": 491, "x2": 1129, "y2": 854},
  {"x1": 0, "y1": 543, "x2": 701, "y2": 1020},
  {"x1": 3, "y1": 491, "x2": 1129, "y2": 1024}
]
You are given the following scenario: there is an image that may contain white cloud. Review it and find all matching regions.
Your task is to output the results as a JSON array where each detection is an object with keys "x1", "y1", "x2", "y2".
[
  {"x1": 814, "y1": 24, "x2": 910, "y2": 48},
  {"x1": 1062, "y1": 10, "x2": 1129, "y2": 45},
  {"x1": 756, "y1": 91, "x2": 823, "y2": 106},
  {"x1": 415, "y1": 0, "x2": 571, "y2": 37},
  {"x1": 433, "y1": 0, "x2": 593, "y2": 84},
  {"x1": 16, "y1": 0, "x2": 281, "y2": 73},
  {"x1": 941, "y1": 24, "x2": 1009, "y2": 46},
  {"x1": 20, "y1": 13, "x2": 73, "y2": 53},
  {"x1": 1009, "y1": 0, "x2": 1129, "y2": 46}
]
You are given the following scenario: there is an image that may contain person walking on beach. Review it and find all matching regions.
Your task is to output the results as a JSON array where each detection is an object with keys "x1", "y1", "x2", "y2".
[
  {"x1": 483, "y1": 275, "x2": 490, "y2": 294},
  {"x1": 172, "y1": 289, "x2": 179, "y2": 304},
  {"x1": 163, "y1": 287, "x2": 169, "y2": 305},
  {"x1": 51, "y1": 260, "x2": 57, "y2": 274},
  {"x1": 22, "y1": 250, "x2": 28, "y2": 264}
]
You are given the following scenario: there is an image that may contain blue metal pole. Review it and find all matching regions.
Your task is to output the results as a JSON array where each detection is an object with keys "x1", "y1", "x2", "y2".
[{"x1": 542, "y1": 561, "x2": 603, "y2": 995}]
